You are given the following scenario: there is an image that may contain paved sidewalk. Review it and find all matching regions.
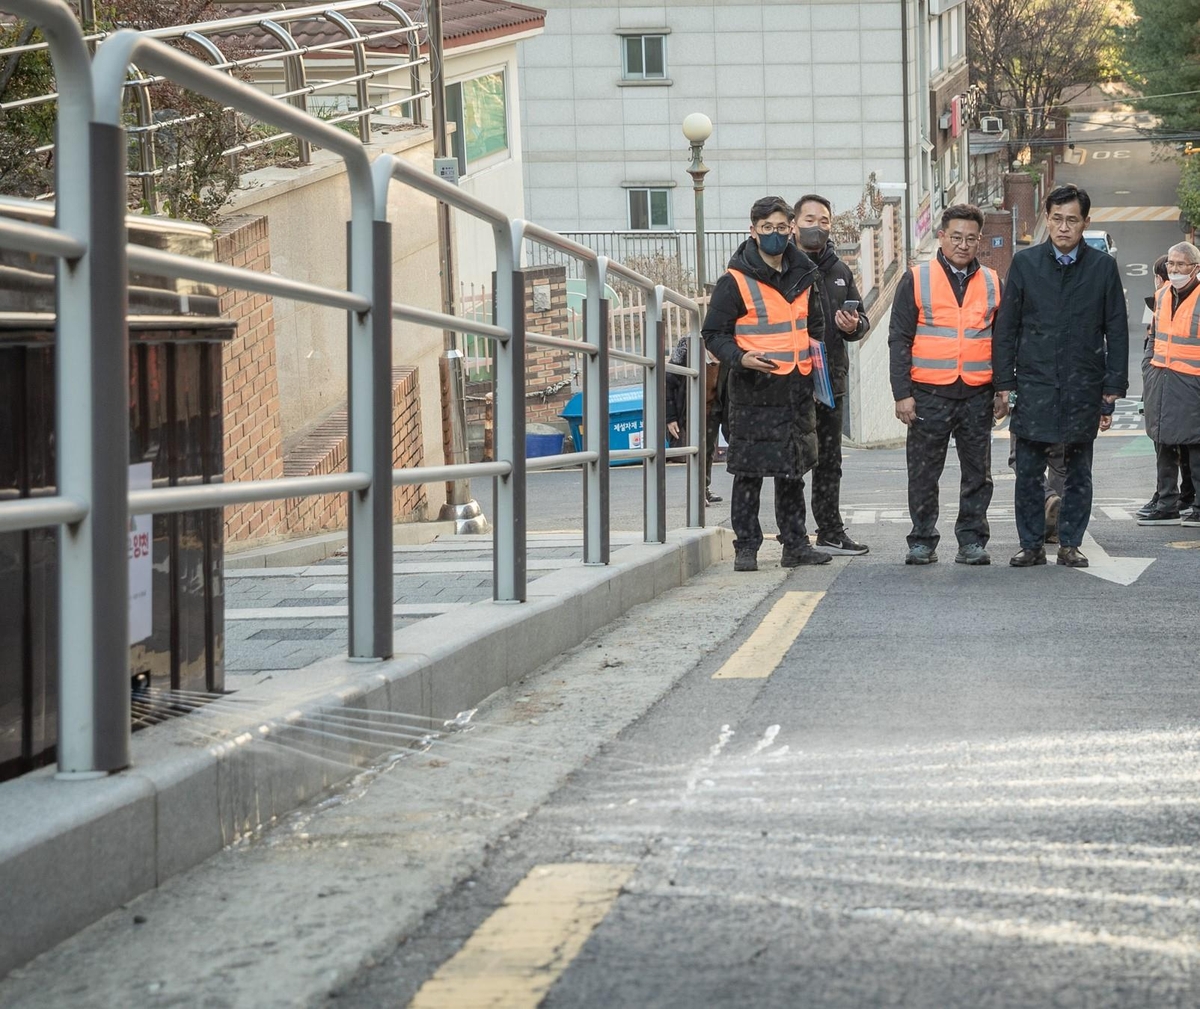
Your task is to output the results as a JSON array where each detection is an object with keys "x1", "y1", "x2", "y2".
[{"x1": 223, "y1": 533, "x2": 646, "y2": 676}]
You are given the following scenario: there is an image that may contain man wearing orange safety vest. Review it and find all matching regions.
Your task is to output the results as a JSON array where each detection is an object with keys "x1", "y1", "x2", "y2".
[
  {"x1": 889, "y1": 204, "x2": 1006, "y2": 566},
  {"x1": 704, "y1": 196, "x2": 829, "y2": 572},
  {"x1": 1142, "y1": 241, "x2": 1200, "y2": 527}
]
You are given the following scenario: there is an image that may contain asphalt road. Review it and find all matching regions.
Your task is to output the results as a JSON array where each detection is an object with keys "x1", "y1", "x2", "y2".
[
  {"x1": 333, "y1": 138, "x2": 1200, "y2": 1008},
  {"x1": 340, "y1": 421, "x2": 1200, "y2": 1008}
]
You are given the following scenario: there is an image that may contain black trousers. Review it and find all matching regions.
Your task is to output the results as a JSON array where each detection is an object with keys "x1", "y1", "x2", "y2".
[
  {"x1": 731, "y1": 473, "x2": 807, "y2": 552},
  {"x1": 1008, "y1": 439, "x2": 1065, "y2": 500},
  {"x1": 906, "y1": 387, "x2": 994, "y2": 550},
  {"x1": 705, "y1": 407, "x2": 720, "y2": 491},
  {"x1": 810, "y1": 396, "x2": 845, "y2": 537},
  {"x1": 1154, "y1": 443, "x2": 1198, "y2": 511},
  {"x1": 1014, "y1": 437, "x2": 1094, "y2": 548}
]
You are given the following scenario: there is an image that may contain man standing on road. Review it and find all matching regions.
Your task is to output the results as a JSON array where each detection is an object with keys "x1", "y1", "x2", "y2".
[
  {"x1": 793, "y1": 194, "x2": 871, "y2": 556},
  {"x1": 992, "y1": 184, "x2": 1129, "y2": 568},
  {"x1": 703, "y1": 195, "x2": 830, "y2": 572},
  {"x1": 889, "y1": 204, "x2": 1004, "y2": 566},
  {"x1": 1141, "y1": 241, "x2": 1200, "y2": 528}
]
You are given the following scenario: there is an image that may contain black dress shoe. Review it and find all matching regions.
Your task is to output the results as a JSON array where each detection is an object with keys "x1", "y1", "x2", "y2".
[
  {"x1": 1009, "y1": 546, "x2": 1047, "y2": 567},
  {"x1": 1057, "y1": 545, "x2": 1089, "y2": 568}
]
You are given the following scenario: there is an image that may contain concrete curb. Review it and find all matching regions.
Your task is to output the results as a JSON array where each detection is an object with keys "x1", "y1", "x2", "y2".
[{"x1": 0, "y1": 526, "x2": 733, "y2": 977}]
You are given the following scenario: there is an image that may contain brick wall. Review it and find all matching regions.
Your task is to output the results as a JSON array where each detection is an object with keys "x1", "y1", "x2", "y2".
[
  {"x1": 215, "y1": 215, "x2": 286, "y2": 543},
  {"x1": 215, "y1": 215, "x2": 427, "y2": 545},
  {"x1": 280, "y1": 367, "x2": 426, "y2": 535},
  {"x1": 977, "y1": 209, "x2": 1016, "y2": 276},
  {"x1": 522, "y1": 266, "x2": 572, "y2": 426}
]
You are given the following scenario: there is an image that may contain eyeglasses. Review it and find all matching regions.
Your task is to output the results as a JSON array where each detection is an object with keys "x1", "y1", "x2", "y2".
[
  {"x1": 1048, "y1": 215, "x2": 1083, "y2": 227},
  {"x1": 946, "y1": 234, "x2": 980, "y2": 246},
  {"x1": 755, "y1": 224, "x2": 793, "y2": 234},
  {"x1": 1166, "y1": 261, "x2": 1196, "y2": 270}
]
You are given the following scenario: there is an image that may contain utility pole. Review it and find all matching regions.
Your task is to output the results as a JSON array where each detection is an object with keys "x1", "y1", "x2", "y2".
[{"x1": 428, "y1": 0, "x2": 487, "y2": 534}]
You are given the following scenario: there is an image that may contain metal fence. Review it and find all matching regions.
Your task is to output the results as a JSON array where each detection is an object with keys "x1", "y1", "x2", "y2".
[
  {"x1": 0, "y1": 0, "x2": 429, "y2": 210},
  {"x1": 524, "y1": 230, "x2": 746, "y2": 297},
  {"x1": 0, "y1": 0, "x2": 708, "y2": 778}
]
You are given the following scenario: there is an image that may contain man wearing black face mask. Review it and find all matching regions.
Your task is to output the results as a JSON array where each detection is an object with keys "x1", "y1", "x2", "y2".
[
  {"x1": 793, "y1": 194, "x2": 870, "y2": 555},
  {"x1": 703, "y1": 195, "x2": 829, "y2": 572}
]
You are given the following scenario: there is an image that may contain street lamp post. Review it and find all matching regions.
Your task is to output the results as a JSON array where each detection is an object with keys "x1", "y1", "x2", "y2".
[{"x1": 682, "y1": 112, "x2": 712, "y2": 298}]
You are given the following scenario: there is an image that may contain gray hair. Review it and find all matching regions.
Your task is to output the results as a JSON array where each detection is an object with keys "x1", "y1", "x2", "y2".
[{"x1": 1169, "y1": 241, "x2": 1200, "y2": 265}]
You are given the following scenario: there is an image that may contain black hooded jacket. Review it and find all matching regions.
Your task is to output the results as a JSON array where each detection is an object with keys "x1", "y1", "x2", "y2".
[
  {"x1": 807, "y1": 240, "x2": 869, "y2": 398},
  {"x1": 702, "y1": 239, "x2": 826, "y2": 477}
]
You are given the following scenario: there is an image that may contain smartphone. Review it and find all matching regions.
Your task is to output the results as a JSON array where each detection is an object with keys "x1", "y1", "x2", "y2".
[
  {"x1": 760, "y1": 359, "x2": 779, "y2": 370},
  {"x1": 842, "y1": 300, "x2": 860, "y2": 312}
]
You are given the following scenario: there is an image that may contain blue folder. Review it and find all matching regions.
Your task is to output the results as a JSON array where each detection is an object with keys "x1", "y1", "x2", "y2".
[{"x1": 809, "y1": 339, "x2": 835, "y2": 408}]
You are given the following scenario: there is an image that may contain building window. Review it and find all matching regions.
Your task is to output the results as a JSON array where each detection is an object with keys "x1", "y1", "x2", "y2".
[
  {"x1": 628, "y1": 188, "x2": 671, "y2": 230},
  {"x1": 446, "y1": 71, "x2": 509, "y2": 176},
  {"x1": 623, "y1": 35, "x2": 666, "y2": 80},
  {"x1": 948, "y1": 6, "x2": 962, "y2": 59},
  {"x1": 929, "y1": 16, "x2": 943, "y2": 73}
]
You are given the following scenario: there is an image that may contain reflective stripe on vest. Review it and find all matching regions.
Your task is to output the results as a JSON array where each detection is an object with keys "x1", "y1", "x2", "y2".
[
  {"x1": 910, "y1": 262, "x2": 999, "y2": 386},
  {"x1": 729, "y1": 269, "x2": 812, "y2": 375},
  {"x1": 1152, "y1": 284, "x2": 1200, "y2": 376}
]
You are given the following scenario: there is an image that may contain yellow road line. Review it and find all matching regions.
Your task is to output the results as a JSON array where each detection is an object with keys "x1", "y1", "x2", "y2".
[
  {"x1": 408, "y1": 862, "x2": 635, "y2": 1008},
  {"x1": 711, "y1": 590, "x2": 825, "y2": 680}
]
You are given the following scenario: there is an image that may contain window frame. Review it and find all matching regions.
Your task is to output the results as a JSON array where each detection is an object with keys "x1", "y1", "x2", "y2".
[
  {"x1": 627, "y1": 187, "x2": 672, "y2": 231},
  {"x1": 622, "y1": 34, "x2": 667, "y2": 81},
  {"x1": 445, "y1": 69, "x2": 511, "y2": 178}
]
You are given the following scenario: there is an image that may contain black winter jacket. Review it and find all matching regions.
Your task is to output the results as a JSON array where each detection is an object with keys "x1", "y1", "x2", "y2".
[
  {"x1": 703, "y1": 240, "x2": 826, "y2": 478},
  {"x1": 808, "y1": 241, "x2": 869, "y2": 398},
  {"x1": 992, "y1": 240, "x2": 1128, "y2": 443}
]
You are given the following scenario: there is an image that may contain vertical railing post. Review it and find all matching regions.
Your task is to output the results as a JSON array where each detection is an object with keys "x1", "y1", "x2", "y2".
[
  {"x1": 643, "y1": 285, "x2": 666, "y2": 544},
  {"x1": 582, "y1": 258, "x2": 610, "y2": 564},
  {"x1": 58, "y1": 123, "x2": 131, "y2": 775},
  {"x1": 23, "y1": 0, "x2": 129, "y2": 777},
  {"x1": 492, "y1": 224, "x2": 526, "y2": 601},
  {"x1": 687, "y1": 312, "x2": 705, "y2": 529},
  {"x1": 346, "y1": 216, "x2": 393, "y2": 659}
]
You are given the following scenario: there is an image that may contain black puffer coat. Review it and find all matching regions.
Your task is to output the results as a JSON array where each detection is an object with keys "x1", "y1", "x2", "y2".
[
  {"x1": 809, "y1": 240, "x2": 869, "y2": 397},
  {"x1": 702, "y1": 240, "x2": 826, "y2": 477},
  {"x1": 992, "y1": 240, "x2": 1128, "y2": 443}
]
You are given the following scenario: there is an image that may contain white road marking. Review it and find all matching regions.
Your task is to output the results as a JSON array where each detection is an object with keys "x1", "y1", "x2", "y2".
[{"x1": 1077, "y1": 531, "x2": 1154, "y2": 586}]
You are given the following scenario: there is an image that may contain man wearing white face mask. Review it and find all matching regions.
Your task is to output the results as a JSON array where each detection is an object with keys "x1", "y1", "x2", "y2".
[{"x1": 1142, "y1": 241, "x2": 1200, "y2": 526}]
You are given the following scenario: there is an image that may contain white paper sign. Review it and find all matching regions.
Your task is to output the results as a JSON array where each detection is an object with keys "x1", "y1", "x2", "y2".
[{"x1": 129, "y1": 462, "x2": 153, "y2": 644}]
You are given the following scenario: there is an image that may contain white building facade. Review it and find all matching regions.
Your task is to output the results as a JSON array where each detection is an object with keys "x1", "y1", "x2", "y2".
[{"x1": 518, "y1": 0, "x2": 971, "y2": 255}]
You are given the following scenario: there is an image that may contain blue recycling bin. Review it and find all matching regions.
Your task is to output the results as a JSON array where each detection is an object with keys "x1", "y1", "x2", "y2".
[{"x1": 560, "y1": 385, "x2": 648, "y2": 467}]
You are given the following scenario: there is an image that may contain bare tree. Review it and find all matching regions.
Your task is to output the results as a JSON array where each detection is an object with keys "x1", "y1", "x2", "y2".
[{"x1": 968, "y1": 0, "x2": 1115, "y2": 144}]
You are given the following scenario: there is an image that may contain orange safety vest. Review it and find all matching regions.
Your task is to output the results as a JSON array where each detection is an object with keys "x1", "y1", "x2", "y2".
[
  {"x1": 728, "y1": 269, "x2": 812, "y2": 376},
  {"x1": 1151, "y1": 284, "x2": 1200, "y2": 376},
  {"x1": 909, "y1": 262, "x2": 999, "y2": 386}
]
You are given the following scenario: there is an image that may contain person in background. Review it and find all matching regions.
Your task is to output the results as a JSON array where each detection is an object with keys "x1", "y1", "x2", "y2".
[
  {"x1": 1137, "y1": 254, "x2": 1194, "y2": 522},
  {"x1": 703, "y1": 195, "x2": 830, "y2": 572},
  {"x1": 889, "y1": 204, "x2": 1004, "y2": 566},
  {"x1": 992, "y1": 184, "x2": 1129, "y2": 568},
  {"x1": 666, "y1": 337, "x2": 726, "y2": 504},
  {"x1": 793, "y1": 194, "x2": 870, "y2": 555},
  {"x1": 1141, "y1": 241, "x2": 1200, "y2": 528}
]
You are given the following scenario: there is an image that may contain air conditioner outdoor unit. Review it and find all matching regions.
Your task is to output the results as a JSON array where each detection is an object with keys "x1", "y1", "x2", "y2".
[{"x1": 980, "y1": 116, "x2": 1003, "y2": 134}]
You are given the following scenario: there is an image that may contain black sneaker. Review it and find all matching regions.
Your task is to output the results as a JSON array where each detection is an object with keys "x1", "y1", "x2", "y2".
[
  {"x1": 1182, "y1": 506, "x2": 1200, "y2": 528},
  {"x1": 705, "y1": 491, "x2": 723, "y2": 504},
  {"x1": 815, "y1": 531, "x2": 869, "y2": 555},
  {"x1": 1135, "y1": 494, "x2": 1160, "y2": 519},
  {"x1": 734, "y1": 547, "x2": 758, "y2": 572},
  {"x1": 781, "y1": 542, "x2": 832, "y2": 567},
  {"x1": 1137, "y1": 508, "x2": 1181, "y2": 525}
]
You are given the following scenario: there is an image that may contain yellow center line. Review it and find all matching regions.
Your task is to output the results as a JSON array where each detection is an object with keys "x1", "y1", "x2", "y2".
[
  {"x1": 408, "y1": 862, "x2": 635, "y2": 1008},
  {"x1": 711, "y1": 590, "x2": 825, "y2": 680}
]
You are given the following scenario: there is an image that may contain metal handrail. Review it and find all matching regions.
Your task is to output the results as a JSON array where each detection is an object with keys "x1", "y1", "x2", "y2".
[
  {"x1": 0, "y1": 0, "x2": 429, "y2": 206},
  {"x1": 0, "y1": 0, "x2": 708, "y2": 778}
]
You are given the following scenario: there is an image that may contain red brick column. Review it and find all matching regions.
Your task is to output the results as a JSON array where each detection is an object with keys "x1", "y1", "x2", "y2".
[{"x1": 214, "y1": 215, "x2": 285, "y2": 543}]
